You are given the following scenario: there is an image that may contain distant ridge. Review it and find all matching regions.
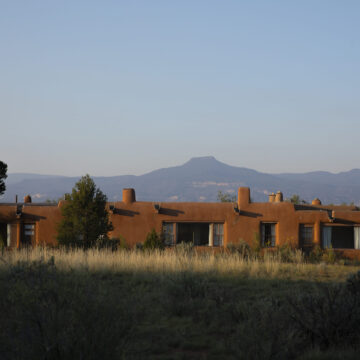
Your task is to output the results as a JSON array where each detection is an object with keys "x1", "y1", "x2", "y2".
[{"x1": 2, "y1": 156, "x2": 360, "y2": 205}]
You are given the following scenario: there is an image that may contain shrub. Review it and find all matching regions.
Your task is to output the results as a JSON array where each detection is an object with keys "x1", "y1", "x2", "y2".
[
  {"x1": 346, "y1": 270, "x2": 360, "y2": 295},
  {"x1": 118, "y1": 236, "x2": 128, "y2": 250},
  {"x1": 135, "y1": 242, "x2": 143, "y2": 250},
  {"x1": 162, "y1": 272, "x2": 210, "y2": 317},
  {"x1": 0, "y1": 258, "x2": 136, "y2": 359},
  {"x1": 143, "y1": 229, "x2": 165, "y2": 250},
  {"x1": 288, "y1": 276, "x2": 360, "y2": 348},
  {"x1": 322, "y1": 246, "x2": 337, "y2": 264},
  {"x1": 308, "y1": 245, "x2": 324, "y2": 263},
  {"x1": 276, "y1": 244, "x2": 304, "y2": 263},
  {"x1": 174, "y1": 241, "x2": 194, "y2": 255},
  {"x1": 249, "y1": 232, "x2": 261, "y2": 258},
  {"x1": 227, "y1": 239, "x2": 251, "y2": 258},
  {"x1": 95, "y1": 235, "x2": 125, "y2": 251}
]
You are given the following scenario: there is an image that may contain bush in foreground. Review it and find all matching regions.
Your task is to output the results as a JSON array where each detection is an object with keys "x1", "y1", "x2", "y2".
[
  {"x1": 0, "y1": 258, "x2": 138, "y2": 359},
  {"x1": 143, "y1": 228, "x2": 165, "y2": 250}
]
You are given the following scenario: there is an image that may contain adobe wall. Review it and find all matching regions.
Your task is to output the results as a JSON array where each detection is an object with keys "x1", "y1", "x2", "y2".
[
  {"x1": 108, "y1": 201, "x2": 234, "y2": 247},
  {"x1": 0, "y1": 204, "x2": 61, "y2": 247},
  {"x1": 21, "y1": 205, "x2": 62, "y2": 246},
  {"x1": 2, "y1": 187, "x2": 360, "y2": 249},
  {"x1": 107, "y1": 196, "x2": 339, "y2": 248}
]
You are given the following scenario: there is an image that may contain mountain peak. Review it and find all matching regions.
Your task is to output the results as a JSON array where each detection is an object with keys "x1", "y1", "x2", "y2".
[{"x1": 185, "y1": 156, "x2": 219, "y2": 164}]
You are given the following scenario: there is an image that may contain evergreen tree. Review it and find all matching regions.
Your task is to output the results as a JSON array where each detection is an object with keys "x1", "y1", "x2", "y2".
[
  {"x1": 0, "y1": 161, "x2": 8, "y2": 196},
  {"x1": 57, "y1": 175, "x2": 112, "y2": 248}
]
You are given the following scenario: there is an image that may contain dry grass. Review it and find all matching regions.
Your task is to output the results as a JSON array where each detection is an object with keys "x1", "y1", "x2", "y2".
[
  {"x1": 1, "y1": 247, "x2": 358, "y2": 282},
  {"x1": 2, "y1": 248, "x2": 360, "y2": 358}
]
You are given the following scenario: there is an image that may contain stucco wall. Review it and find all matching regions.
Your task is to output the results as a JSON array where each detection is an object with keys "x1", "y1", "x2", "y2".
[{"x1": 2, "y1": 187, "x2": 360, "y2": 250}]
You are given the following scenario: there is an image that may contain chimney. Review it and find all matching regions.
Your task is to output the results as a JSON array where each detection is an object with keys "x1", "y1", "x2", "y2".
[
  {"x1": 238, "y1": 187, "x2": 250, "y2": 208},
  {"x1": 24, "y1": 195, "x2": 32, "y2": 204},
  {"x1": 275, "y1": 191, "x2": 283, "y2": 202},
  {"x1": 268, "y1": 193, "x2": 275, "y2": 202},
  {"x1": 122, "y1": 188, "x2": 136, "y2": 204},
  {"x1": 312, "y1": 198, "x2": 322, "y2": 205}
]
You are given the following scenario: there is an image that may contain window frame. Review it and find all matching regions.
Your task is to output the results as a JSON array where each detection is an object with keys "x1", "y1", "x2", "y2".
[
  {"x1": 300, "y1": 224, "x2": 314, "y2": 248},
  {"x1": 162, "y1": 222, "x2": 175, "y2": 246},
  {"x1": 261, "y1": 222, "x2": 277, "y2": 247},
  {"x1": 213, "y1": 223, "x2": 224, "y2": 247},
  {"x1": 22, "y1": 223, "x2": 35, "y2": 246}
]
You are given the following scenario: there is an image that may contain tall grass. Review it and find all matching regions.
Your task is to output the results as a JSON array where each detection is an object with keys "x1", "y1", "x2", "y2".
[
  {"x1": 1, "y1": 248, "x2": 360, "y2": 359},
  {"x1": 1, "y1": 247, "x2": 358, "y2": 281}
]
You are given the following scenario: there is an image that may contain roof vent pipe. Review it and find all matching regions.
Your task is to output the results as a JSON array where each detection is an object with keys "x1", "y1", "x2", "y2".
[{"x1": 268, "y1": 193, "x2": 275, "y2": 202}]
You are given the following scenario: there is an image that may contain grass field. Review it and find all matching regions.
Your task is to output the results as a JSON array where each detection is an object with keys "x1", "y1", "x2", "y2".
[{"x1": 1, "y1": 248, "x2": 360, "y2": 359}]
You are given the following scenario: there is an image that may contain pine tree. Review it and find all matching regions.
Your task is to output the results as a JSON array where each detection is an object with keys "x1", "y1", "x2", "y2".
[
  {"x1": 57, "y1": 175, "x2": 112, "y2": 248},
  {"x1": 0, "y1": 161, "x2": 7, "y2": 196}
]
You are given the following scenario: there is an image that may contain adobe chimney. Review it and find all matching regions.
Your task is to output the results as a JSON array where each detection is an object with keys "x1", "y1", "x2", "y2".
[
  {"x1": 268, "y1": 193, "x2": 275, "y2": 202},
  {"x1": 24, "y1": 195, "x2": 32, "y2": 204},
  {"x1": 275, "y1": 191, "x2": 283, "y2": 202},
  {"x1": 122, "y1": 188, "x2": 136, "y2": 204},
  {"x1": 312, "y1": 198, "x2": 322, "y2": 205},
  {"x1": 238, "y1": 187, "x2": 250, "y2": 208}
]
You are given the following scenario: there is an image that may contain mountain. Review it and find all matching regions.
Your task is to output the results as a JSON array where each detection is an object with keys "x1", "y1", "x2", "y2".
[{"x1": 2, "y1": 156, "x2": 360, "y2": 204}]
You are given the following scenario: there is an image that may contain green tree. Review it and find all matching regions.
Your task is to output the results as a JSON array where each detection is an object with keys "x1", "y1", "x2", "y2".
[
  {"x1": 0, "y1": 161, "x2": 8, "y2": 196},
  {"x1": 287, "y1": 194, "x2": 308, "y2": 205},
  {"x1": 217, "y1": 190, "x2": 236, "y2": 203},
  {"x1": 289, "y1": 194, "x2": 300, "y2": 204},
  {"x1": 57, "y1": 175, "x2": 112, "y2": 248}
]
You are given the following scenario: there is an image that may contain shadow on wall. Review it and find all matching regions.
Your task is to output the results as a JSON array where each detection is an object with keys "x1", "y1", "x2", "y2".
[
  {"x1": 156, "y1": 208, "x2": 184, "y2": 217},
  {"x1": 110, "y1": 208, "x2": 140, "y2": 217},
  {"x1": 239, "y1": 210, "x2": 262, "y2": 218}
]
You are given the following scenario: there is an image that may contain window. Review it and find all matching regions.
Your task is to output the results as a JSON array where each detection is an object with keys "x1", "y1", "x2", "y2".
[
  {"x1": 22, "y1": 223, "x2": 35, "y2": 246},
  {"x1": 322, "y1": 226, "x2": 332, "y2": 249},
  {"x1": 323, "y1": 226, "x2": 355, "y2": 249},
  {"x1": 261, "y1": 223, "x2": 276, "y2": 247},
  {"x1": 162, "y1": 223, "x2": 175, "y2": 246},
  {"x1": 165, "y1": 222, "x2": 224, "y2": 247},
  {"x1": 177, "y1": 223, "x2": 209, "y2": 246},
  {"x1": 300, "y1": 225, "x2": 313, "y2": 248},
  {"x1": 213, "y1": 223, "x2": 224, "y2": 246}
]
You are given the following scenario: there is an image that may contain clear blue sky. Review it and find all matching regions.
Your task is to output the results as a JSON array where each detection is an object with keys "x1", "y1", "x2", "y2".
[{"x1": 1, "y1": 0, "x2": 359, "y2": 176}]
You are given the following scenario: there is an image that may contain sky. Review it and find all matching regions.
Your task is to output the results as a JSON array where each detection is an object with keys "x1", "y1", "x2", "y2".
[{"x1": 1, "y1": 0, "x2": 360, "y2": 176}]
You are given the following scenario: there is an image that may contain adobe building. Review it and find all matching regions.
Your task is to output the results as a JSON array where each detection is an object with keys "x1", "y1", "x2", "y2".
[{"x1": 1, "y1": 188, "x2": 360, "y2": 258}]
